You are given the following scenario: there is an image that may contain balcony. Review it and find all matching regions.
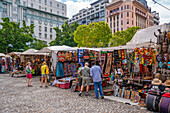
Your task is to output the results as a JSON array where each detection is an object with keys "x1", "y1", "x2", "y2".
[
  {"x1": 109, "y1": 11, "x2": 119, "y2": 16},
  {"x1": 135, "y1": 10, "x2": 147, "y2": 18}
]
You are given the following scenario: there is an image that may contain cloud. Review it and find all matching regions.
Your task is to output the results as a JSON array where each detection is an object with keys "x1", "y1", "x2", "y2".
[{"x1": 147, "y1": 0, "x2": 170, "y2": 24}]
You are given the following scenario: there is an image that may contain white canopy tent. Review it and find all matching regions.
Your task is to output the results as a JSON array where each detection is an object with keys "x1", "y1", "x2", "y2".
[
  {"x1": 21, "y1": 49, "x2": 38, "y2": 54},
  {"x1": 0, "y1": 53, "x2": 5, "y2": 57},
  {"x1": 126, "y1": 23, "x2": 170, "y2": 47}
]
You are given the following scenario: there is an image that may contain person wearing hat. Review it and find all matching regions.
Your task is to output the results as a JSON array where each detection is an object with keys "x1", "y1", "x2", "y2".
[
  {"x1": 40, "y1": 61, "x2": 49, "y2": 88},
  {"x1": 152, "y1": 78, "x2": 162, "y2": 86},
  {"x1": 78, "y1": 62, "x2": 91, "y2": 96},
  {"x1": 26, "y1": 62, "x2": 32, "y2": 87},
  {"x1": 164, "y1": 80, "x2": 170, "y2": 87}
]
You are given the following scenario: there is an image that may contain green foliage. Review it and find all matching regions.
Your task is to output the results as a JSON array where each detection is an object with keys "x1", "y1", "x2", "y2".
[
  {"x1": 0, "y1": 17, "x2": 35, "y2": 53},
  {"x1": 74, "y1": 21, "x2": 112, "y2": 48},
  {"x1": 109, "y1": 26, "x2": 141, "y2": 47},
  {"x1": 50, "y1": 21, "x2": 79, "y2": 47},
  {"x1": 30, "y1": 39, "x2": 48, "y2": 50}
]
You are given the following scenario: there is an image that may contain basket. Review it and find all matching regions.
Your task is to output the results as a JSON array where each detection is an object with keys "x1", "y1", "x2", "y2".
[{"x1": 60, "y1": 82, "x2": 70, "y2": 89}]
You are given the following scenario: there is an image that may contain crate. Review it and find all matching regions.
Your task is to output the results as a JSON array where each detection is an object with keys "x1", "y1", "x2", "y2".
[{"x1": 60, "y1": 82, "x2": 70, "y2": 89}]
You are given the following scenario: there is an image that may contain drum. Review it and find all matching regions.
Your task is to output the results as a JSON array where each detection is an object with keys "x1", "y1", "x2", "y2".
[
  {"x1": 146, "y1": 94, "x2": 160, "y2": 111},
  {"x1": 159, "y1": 97, "x2": 170, "y2": 113}
]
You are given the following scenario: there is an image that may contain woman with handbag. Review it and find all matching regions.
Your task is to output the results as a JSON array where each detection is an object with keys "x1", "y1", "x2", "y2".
[
  {"x1": 40, "y1": 61, "x2": 49, "y2": 88},
  {"x1": 26, "y1": 62, "x2": 32, "y2": 87}
]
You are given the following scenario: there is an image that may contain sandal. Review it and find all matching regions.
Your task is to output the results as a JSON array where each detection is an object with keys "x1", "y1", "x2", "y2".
[
  {"x1": 45, "y1": 86, "x2": 48, "y2": 88},
  {"x1": 40, "y1": 86, "x2": 42, "y2": 88}
]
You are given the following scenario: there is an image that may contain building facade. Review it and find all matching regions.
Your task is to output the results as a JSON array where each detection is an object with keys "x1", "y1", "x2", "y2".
[
  {"x1": 68, "y1": 0, "x2": 109, "y2": 25},
  {"x1": 0, "y1": 0, "x2": 68, "y2": 45},
  {"x1": 152, "y1": 11, "x2": 159, "y2": 25},
  {"x1": 105, "y1": 0, "x2": 155, "y2": 34}
]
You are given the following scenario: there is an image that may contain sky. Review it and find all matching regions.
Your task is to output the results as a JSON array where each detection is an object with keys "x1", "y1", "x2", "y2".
[{"x1": 55, "y1": 0, "x2": 170, "y2": 24}]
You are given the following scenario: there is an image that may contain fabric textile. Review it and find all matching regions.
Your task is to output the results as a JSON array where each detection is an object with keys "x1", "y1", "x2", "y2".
[
  {"x1": 82, "y1": 78, "x2": 90, "y2": 86},
  {"x1": 41, "y1": 74, "x2": 47, "y2": 78},
  {"x1": 159, "y1": 97, "x2": 170, "y2": 113},
  {"x1": 78, "y1": 78, "x2": 82, "y2": 87},
  {"x1": 56, "y1": 62, "x2": 64, "y2": 77},
  {"x1": 80, "y1": 66, "x2": 90, "y2": 78},
  {"x1": 26, "y1": 74, "x2": 32, "y2": 79},
  {"x1": 94, "y1": 81, "x2": 104, "y2": 98},
  {"x1": 90, "y1": 65, "x2": 102, "y2": 82}
]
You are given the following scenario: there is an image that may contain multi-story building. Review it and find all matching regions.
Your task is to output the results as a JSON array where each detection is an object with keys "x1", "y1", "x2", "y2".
[
  {"x1": 105, "y1": 0, "x2": 155, "y2": 33},
  {"x1": 152, "y1": 11, "x2": 159, "y2": 25},
  {"x1": 0, "y1": 0, "x2": 68, "y2": 45},
  {"x1": 68, "y1": 0, "x2": 109, "y2": 25}
]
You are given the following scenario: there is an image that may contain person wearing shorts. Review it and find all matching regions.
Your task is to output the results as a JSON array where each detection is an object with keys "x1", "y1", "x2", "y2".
[
  {"x1": 77, "y1": 63, "x2": 83, "y2": 88},
  {"x1": 26, "y1": 62, "x2": 32, "y2": 87},
  {"x1": 40, "y1": 61, "x2": 49, "y2": 88},
  {"x1": 79, "y1": 62, "x2": 91, "y2": 96}
]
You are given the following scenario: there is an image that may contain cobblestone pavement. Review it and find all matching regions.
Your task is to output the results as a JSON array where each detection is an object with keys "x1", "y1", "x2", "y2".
[{"x1": 0, "y1": 74, "x2": 152, "y2": 113}]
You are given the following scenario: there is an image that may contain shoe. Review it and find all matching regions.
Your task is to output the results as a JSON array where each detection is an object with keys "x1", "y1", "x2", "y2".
[
  {"x1": 40, "y1": 86, "x2": 42, "y2": 88},
  {"x1": 101, "y1": 96, "x2": 104, "y2": 99},
  {"x1": 79, "y1": 92, "x2": 82, "y2": 96},
  {"x1": 85, "y1": 92, "x2": 89, "y2": 96},
  {"x1": 96, "y1": 97, "x2": 99, "y2": 99},
  {"x1": 45, "y1": 86, "x2": 48, "y2": 88}
]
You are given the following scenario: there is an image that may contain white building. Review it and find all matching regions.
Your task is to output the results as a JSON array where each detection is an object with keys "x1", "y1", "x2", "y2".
[
  {"x1": 0, "y1": 0, "x2": 68, "y2": 45},
  {"x1": 68, "y1": 0, "x2": 109, "y2": 25}
]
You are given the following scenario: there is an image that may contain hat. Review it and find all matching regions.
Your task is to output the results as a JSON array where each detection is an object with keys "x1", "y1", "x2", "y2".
[
  {"x1": 164, "y1": 80, "x2": 170, "y2": 87},
  {"x1": 43, "y1": 61, "x2": 46, "y2": 65},
  {"x1": 152, "y1": 78, "x2": 162, "y2": 85},
  {"x1": 155, "y1": 73, "x2": 161, "y2": 79},
  {"x1": 26, "y1": 62, "x2": 31, "y2": 65},
  {"x1": 85, "y1": 62, "x2": 89, "y2": 66}
]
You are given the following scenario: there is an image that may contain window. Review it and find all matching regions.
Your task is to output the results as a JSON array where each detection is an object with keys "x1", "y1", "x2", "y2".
[
  {"x1": 110, "y1": 17, "x2": 112, "y2": 22},
  {"x1": 23, "y1": 9, "x2": 26, "y2": 14},
  {"x1": 117, "y1": 15, "x2": 119, "y2": 20},
  {"x1": 50, "y1": 35, "x2": 52, "y2": 40},
  {"x1": 121, "y1": 6, "x2": 123, "y2": 10},
  {"x1": 50, "y1": 28, "x2": 52, "y2": 33},
  {"x1": 127, "y1": 19, "x2": 129, "y2": 24},
  {"x1": 45, "y1": 27, "x2": 47, "y2": 32},
  {"x1": 39, "y1": 0, "x2": 41, "y2": 3},
  {"x1": 132, "y1": 20, "x2": 133, "y2": 25},
  {"x1": 127, "y1": 12, "x2": 129, "y2": 17},
  {"x1": 121, "y1": 28, "x2": 123, "y2": 31},
  {"x1": 121, "y1": 20, "x2": 123, "y2": 25},
  {"x1": 39, "y1": 6, "x2": 41, "y2": 10},
  {"x1": 50, "y1": 9, "x2": 52, "y2": 13},
  {"x1": 50, "y1": 1, "x2": 52, "y2": 6},
  {"x1": 45, "y1": 8, "x2": 47, "y2": 11},
  {"x1": 57, "y1": 11, "x2": 59, "y2": 14},
  {"x1": 127, "y1": 5, "x2": 129, "y2": 9},
  {"x1": 23, "y1": 1, "x2": 26, "y2": 6},
  {"x1": 114, "y1": 16, "x2": 115, "y2": 20},
  {"x1": 132, "y1": 6, "x2": 133, "y2": 10},
  {"x1": 30, "y1": 17, "x2": 34, "y2": 24},
  {"x1": 31, "y1": 3, "x2": 33, "y2": 7},
  {"x1": 124, "y1": 5, "x2": 126, "y2": 9},
  {"x1": 62, "y1": 13, "x2": 64, "y2": 16},
  {"x1": 45, "y1": 34, "x2": 47, "y2": 39},
  {"x1": 57, "y1": 4, "x2": 59, "y2": 7},
  {"x1": 62, "y1": 6, "x2": 64, "y2": 9},
  {"x1": 44, "y1": 0, "x2": 47, "y2": 5},
  {"x1": 39, "y1": 33, "x2": 41, "y2": 38},
  {"x1": 39, "y1": 26, "x2": 41, "y2": 31},
  {"x1": 132, "y1": 12, "x2": 133, "y2": 18},
  {"x1": 121, "y1": 13, "x2": 123, "y2": 18}
]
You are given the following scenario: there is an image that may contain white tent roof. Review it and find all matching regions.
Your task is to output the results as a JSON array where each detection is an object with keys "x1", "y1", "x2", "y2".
[
  {"x1": 126, "y1": 23, "x2": 170, "y2": 46},
  {"x1": 37, "y1": 45, "x2": 75, "y2": 53},
  {"x1": 22, "y1": 49, "x2": 38, "y2": 54},
  {"x1": 7, "y1": 52, "x2": 22, "y2": 56},
  {"x1": 0, "y1": 53, "x2": 5, "y2": 57},
  {"x1": 73, "y1": 47, "x2": 101, "y2": 51}
]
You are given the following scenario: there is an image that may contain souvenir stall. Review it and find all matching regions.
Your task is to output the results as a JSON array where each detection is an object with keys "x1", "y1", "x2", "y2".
[
  {"x1": 20, "y1": 49, "x2": 50, "y2": 76},
  {"x1": 7, "y1": 52, "x2": 21, "y2": 70}
]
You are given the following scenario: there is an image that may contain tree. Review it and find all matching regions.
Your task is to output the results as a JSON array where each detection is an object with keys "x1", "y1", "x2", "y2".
[
  {"x1": 30, "y1": 39, "x2": 48, "y2": 50},
  {"x1": 50, "y1": 21, "x2": 79, "y2": 47},
  {"x1": 0, "y1": 17, "x2": 35, "y2": 53},
  {"x1": 109, "y1": 26, "x2": 141, "y2": 47},
  {"x1": 74, "y1": 25, "x2": 90, "y2": 47},
  {"x1": 74, "y1": 21, "x2": 112, "y2": 48}
]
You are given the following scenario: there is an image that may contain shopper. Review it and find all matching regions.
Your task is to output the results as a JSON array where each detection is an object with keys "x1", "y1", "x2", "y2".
[
  {"x1": 40, "y1": 61, "x2": 49, "y2": 88},
  {"x1": 77, "y1": 63, "x2": 83, "y2": 91},
  {"x1": 79, "y1": 62, "x2": 90, "y2": 96},
  {"x1": 90, "y1": 61, "x2": 104, "y2": 99},
  {"x1": 26, "y1": 62, "x2": 32, "y2": 87}
]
